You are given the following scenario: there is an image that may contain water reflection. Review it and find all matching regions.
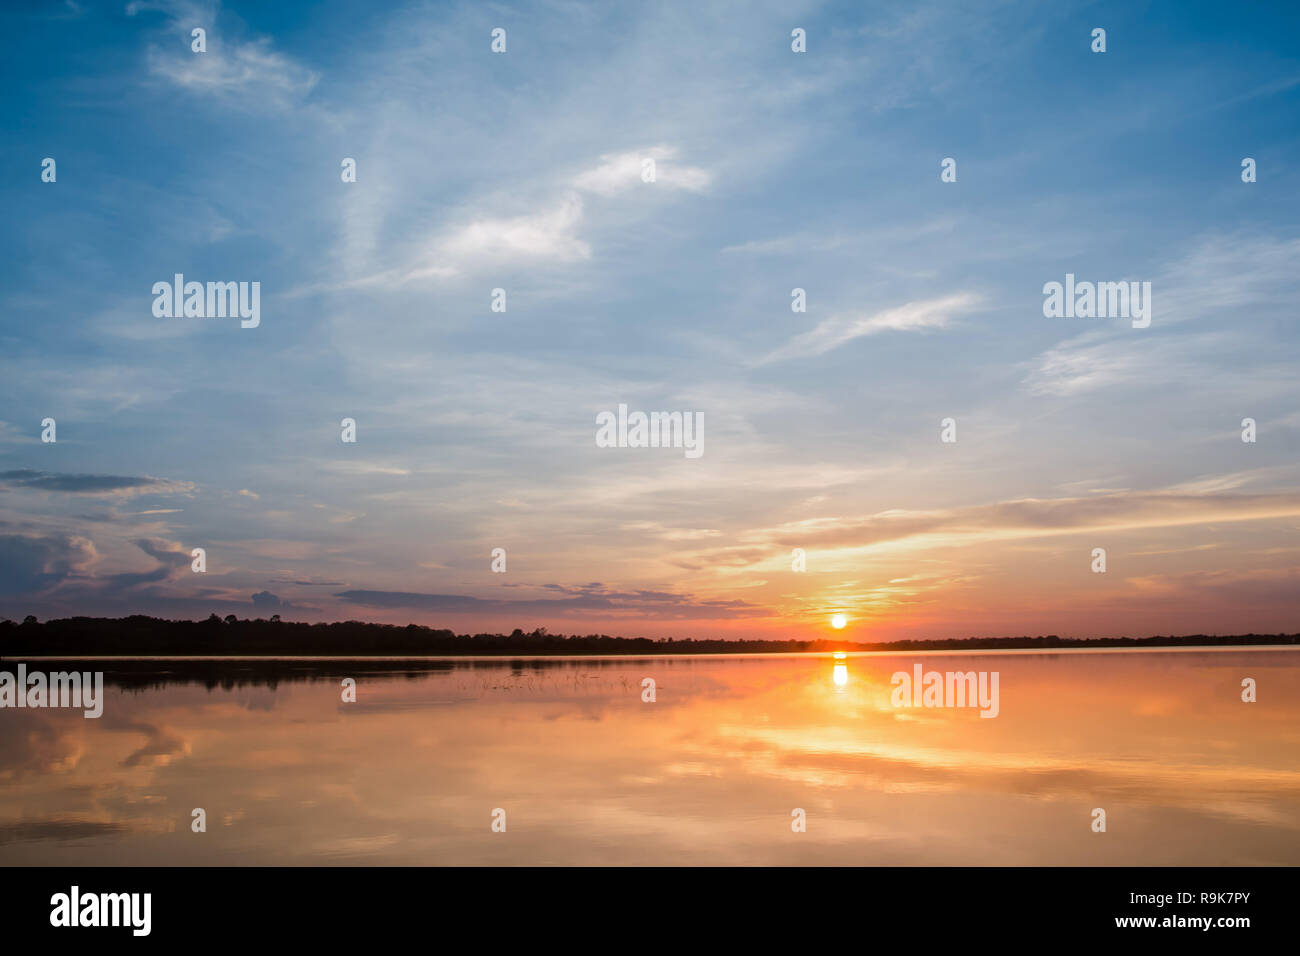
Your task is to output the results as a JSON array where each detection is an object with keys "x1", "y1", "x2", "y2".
[{"x1": 1, "y1": 649, "x2": 1297, "y2": 865}]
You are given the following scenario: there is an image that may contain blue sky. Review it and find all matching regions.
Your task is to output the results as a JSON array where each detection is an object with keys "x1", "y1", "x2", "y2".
[{"x1": 2, "y1": 0, "x2": 1299, "y2": 639}]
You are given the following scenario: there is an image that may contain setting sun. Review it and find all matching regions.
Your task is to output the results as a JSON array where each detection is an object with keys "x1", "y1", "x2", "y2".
[{"x1": 830, "y1": 613, "x2": 848, "y2": 630}]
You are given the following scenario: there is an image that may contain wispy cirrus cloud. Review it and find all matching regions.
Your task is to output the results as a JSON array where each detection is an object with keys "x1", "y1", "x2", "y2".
[
  {"x1": 573, "y1": 146, "x2": 711, "y2": 196},
  {"x1": 127, "y1": 0, "x2": 318, "y2": 108},
  {"x1": 671, "y1": 487, "x2": 1300, "y2": 566},
  {"x1": 755, "y1": 292, "x2": 982, "y2": 366},
  {"x1": 1023, "y1": 234, "x2": 1300, "y2": 396},
  {"x1": 327, "y1": 142, "x2": 713, "y2": 288},
  {"x1": 328, "y1": 195, "x2": 592, "y2": 288},
  {"x1": 793, "y1": 490, "x2": 1300, "y2": 550},
  {"x1": 429, "y1": 194, "x2": 592, "y2": 271}
]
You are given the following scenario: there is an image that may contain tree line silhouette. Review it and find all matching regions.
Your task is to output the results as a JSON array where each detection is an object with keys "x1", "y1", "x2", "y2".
[{"x1": 0, "y1": 614, "x2": 1296, "y2": 657}]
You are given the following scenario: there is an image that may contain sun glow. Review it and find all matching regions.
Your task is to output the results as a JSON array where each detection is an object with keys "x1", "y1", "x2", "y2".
[
  {"x1": 830, "y1": 613, "x2": 848, "y2": 630},
  {"x1": 832, "y1": 651, "x2": 849, "y2": 687}
]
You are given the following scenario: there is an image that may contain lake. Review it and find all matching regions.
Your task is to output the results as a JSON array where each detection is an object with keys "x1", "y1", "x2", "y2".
[{"x1": 1, "y1": 648, "x2": 1297, "y2": 865}]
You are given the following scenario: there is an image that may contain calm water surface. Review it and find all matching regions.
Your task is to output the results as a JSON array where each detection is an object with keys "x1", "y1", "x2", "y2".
[{"x1": 1, "y1": 648, "x2": 1297, "y2": 865}]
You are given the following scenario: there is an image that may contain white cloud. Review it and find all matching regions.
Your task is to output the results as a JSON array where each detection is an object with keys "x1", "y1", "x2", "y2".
[
  {"x1": 128, "y1": 0, "x2": 318, "y2": 108},
  {"x1": 756, "y1": 292, "x2": 981, "y2": 365},
  {"x1": 316, "y1": 193, "x2": 593, "y2": 289},
  {"x1": 1022, "y1": 329, "x2": 1153, "y2": 397},
  {"x1": 148, "y1": 38, "x2": 317, "y2": 103},
  {"x1": 343, "y1": 143, "x2": 711, "y2": 287},
  {"x1": 574, "y1": 146, "x2": 711, "y2": 197},
  {"x1": 436, "y1": 193, "x2": 591, "y2": 266}
]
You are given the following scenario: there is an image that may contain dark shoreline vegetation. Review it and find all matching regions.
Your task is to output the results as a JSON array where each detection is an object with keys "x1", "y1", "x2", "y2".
[{"x1": 2, "y1": 614, "x2": 1298, "y2": 657}]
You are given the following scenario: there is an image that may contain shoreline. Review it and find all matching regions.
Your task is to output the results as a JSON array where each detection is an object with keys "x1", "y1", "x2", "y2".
[{"x1": 7, "y1": 644, "x2": 1300, "y2": 662}]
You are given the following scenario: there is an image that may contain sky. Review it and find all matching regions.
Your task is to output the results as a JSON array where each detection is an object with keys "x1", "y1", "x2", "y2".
[{"x1": 1, "y1": 0, "x2": 1298, "y2": 641}]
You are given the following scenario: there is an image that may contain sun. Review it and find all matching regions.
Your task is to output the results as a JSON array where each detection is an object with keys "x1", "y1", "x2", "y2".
[{"x1": 830, "y1": 613, "x2": 848, "y2": 630}]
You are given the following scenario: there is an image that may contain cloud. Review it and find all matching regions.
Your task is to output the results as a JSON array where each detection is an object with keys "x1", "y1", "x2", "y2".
[
  {"x1": 1123, "y1": 567, "x2": 1300, "y2": 607},
  {"x1": 574, "y1": 146, "x2": 711, "y2": 197},
  {"x1": 756, "y1": 293, "x2": 981, "y2": 365},
  {"x1": 0, "y1": 470, "x2": 190, "y2": 496},
  {"x1": 671, "y1": 488, "x2": 1300, "y2": 568},
  {"x1": 147, "y1": 37, "x2": 318, "y2": 104},
  {"x1": 84, "y1": 538, "x2": 191, "y2": 592},
  {"x1": 127, "y1": 0, "x2": 318, "y2": 109},
  {"x1": 332, "y1": 193, "x2": 593, "y2": 290},
  {"x1": 0, "y1": 534, "x2": 96, "y2": 596},
  {"x1": 0, "y1": 820, "x2": 130, "y2": 845},
  {"x1": 0, "y1": 421, "x2": 35, "y2": 446},
  {"x1": 324, "y1": 141, "x2": 711, "y2": 290},
  {"x1": 251, "y1": 590, "x2": 283, "y2": 609},
  {"x1": 1022, "y1": 329, "x2": 1158, "y2": 397},
  {"x1": 722, "y1": 235, "x2": 851, "y2": 256},
  {"x1": 335, "y1": 583, "x2": 763, "y2": 619},
  {"x1": 1023, "y1": 234, "x2": 1300, "y2": 396},
  {"x1": 1156, "y1": 234, "x2": 1300, "y2": 326},
  {"x1": 432, "y1": 194, "x2": 591, "y2": 269},
  {"x1": 0, "y1": 535, "x2": 190, "y2": 601},
  {"x1": 791, "y1": 490, "x2": 1300, "y2": 550},
  {"x1": 721, "y1": 220, "x2": 956, "y2": 257}
]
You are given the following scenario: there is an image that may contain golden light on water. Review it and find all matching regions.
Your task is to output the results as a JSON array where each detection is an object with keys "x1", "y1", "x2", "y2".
[
  {"x1": 830, "y1": 613, "x2": 848, "y2": 630},
  {"x1": 832, "y1": 651, "x2": 848, "y2": 687}
]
